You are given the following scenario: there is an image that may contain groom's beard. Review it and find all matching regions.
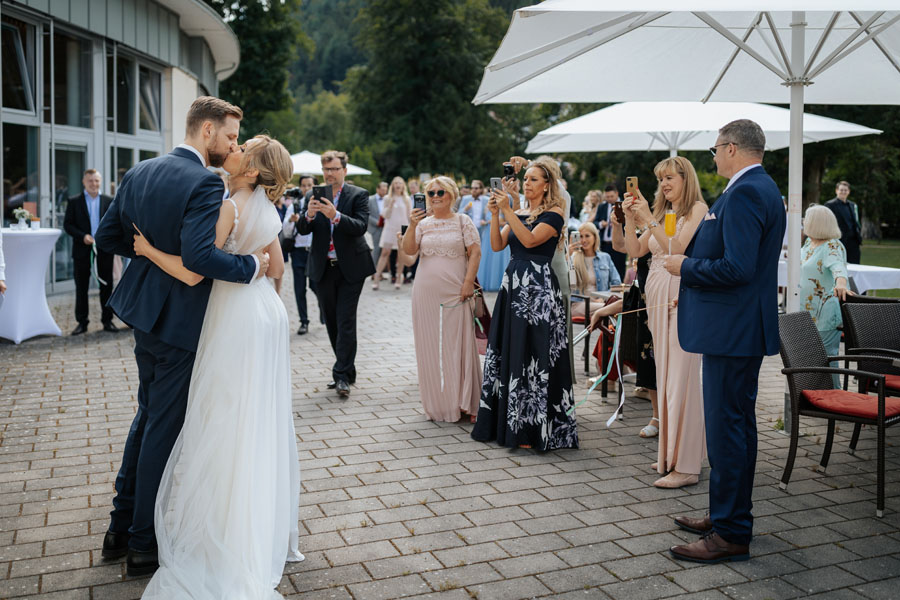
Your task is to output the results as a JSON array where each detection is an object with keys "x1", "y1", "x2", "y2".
[{"x1": 207, "y1": 144, "x2": 229, "y2": 169}]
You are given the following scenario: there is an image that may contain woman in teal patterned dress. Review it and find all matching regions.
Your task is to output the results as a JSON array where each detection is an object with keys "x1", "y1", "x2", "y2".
[{"x1": 800, "y1": 205, "x2": 851, "y2": 388}]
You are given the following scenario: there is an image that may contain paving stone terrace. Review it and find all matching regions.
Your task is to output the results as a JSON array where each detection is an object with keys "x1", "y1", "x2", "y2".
[{"x1": 1, "y1": 270, "x2": 898, "y2": 600}]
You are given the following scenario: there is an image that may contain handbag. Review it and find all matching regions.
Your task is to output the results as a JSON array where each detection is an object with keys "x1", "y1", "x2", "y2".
[
  {"x1": 280, "y1": 230, "x2": 294, "y2": 255},
  {"x1": 457, "y1": 215, "x2": 491, "y2": 354}
]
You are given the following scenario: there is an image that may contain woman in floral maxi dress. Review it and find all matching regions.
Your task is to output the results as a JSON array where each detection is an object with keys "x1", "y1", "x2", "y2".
[{"x1": 471, "y1": 158, "x2": 577, "y2": 451}]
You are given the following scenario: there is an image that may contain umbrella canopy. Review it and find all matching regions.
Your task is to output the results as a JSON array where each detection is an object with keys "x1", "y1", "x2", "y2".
[
  {"x1": 290, "y1": 150, "x2": 372, "y2": 176},
  {"x1": 474, "y1": 2, "x2": 900, "y2": 105},
  {"x1": 525, "y1": 102, "x2": 881, "y2": 155}
]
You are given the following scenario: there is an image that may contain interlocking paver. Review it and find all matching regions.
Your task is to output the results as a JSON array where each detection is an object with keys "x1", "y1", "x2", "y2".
[{"x1": 1, "y1": 275, "x2": 898, "y2": 599}]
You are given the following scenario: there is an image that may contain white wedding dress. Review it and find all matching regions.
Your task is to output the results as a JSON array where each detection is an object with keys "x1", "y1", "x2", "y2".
[{"x1": 142, "y1": 187, "x2": 304, "y2": 599}]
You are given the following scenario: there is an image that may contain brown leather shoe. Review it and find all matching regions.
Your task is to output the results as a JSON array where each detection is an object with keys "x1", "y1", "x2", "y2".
[
  {"x1": 674, "y1": 514, "x2": 712, "y2": 535},
  {"x1": 670, "y1": 531, "x2": 749, "y2": 564}
]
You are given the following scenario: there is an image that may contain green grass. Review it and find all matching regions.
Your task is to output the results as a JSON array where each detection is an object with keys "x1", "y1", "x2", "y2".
[{"x1": 860, "y1": 239, "x2": 900, "y2": 297}]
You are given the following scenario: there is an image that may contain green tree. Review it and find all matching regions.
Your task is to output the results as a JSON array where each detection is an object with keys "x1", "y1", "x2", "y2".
[
  {"x1": 346, "y1": 0, "x2": 512, "y2": 179},
  {"x1": 290, "y1": 0, "x2": 367, "y2": 94},
  {"x1": 203, "y1": 0, "x2": 311, "y2": 137}
]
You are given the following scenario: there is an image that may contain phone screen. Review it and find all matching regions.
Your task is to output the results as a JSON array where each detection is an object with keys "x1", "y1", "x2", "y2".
[
  {"x1": 401, "y1": 225, "x2": 408, "y2": 236},
  {"x1": 413, "y1": 193, "x2": 427, "y2": 213}
]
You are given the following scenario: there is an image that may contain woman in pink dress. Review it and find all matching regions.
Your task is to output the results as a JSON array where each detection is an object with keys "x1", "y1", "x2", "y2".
[
  {"x1": 401, "y1": 176, "x2": 482, "y2": 422},
  {"x1": 622, "y1": 156, "x2": 708, "y2": 488}
]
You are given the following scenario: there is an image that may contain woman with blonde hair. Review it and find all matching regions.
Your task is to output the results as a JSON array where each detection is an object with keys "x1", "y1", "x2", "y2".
[
  {"x1": 471, "y1": 157, "x2": 577, "y2": 451},
  {"x1": 570, "y1": 221, "x2": 621, "y2": 319},
  {"x1": 373, "y1": 176, "x2": 411, "y2": 290},
  {"x1": 134, "y1": 135, "x2": 306, "y2": 597},
  {"x1": 801, "y1": 205, "x2": 850, "y2": 388},
  {"x1": 402, "y1": 176, "x2": 482, "y2": 422},
  {"x1": 623, "y1": 155, "x2": 708, "y2": 488}
]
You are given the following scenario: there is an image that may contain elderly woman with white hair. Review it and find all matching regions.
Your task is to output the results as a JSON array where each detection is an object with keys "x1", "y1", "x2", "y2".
[
  {"x1": 402, "y1": 176, "x2": 482, "y2": 422},
  {"x1": 801, "y1": 204, "x2": 851, "y2": 388}
]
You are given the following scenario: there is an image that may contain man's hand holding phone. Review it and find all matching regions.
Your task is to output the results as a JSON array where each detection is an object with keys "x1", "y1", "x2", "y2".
[{"x1": 316, "y1": 196, "x2": 337, "y2": 220}]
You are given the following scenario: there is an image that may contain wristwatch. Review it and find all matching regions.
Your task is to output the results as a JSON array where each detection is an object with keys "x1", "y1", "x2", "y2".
[{"x1": 648, "y1": 220, "x2": 660, "y2": 229}]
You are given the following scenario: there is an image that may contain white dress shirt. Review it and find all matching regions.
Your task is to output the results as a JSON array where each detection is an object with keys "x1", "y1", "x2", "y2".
[
  {"x1": 282, "y1": 202, "x2": 312, "y2": 248},
  {"x1": 0, "y1": 228, "x2": 6, "y2": 282},
  {"x1": 723, "y1": 163, "x2": 762, "y2": 193}
]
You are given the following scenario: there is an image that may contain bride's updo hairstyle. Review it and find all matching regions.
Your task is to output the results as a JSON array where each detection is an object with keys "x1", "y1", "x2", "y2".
[{"x1": 238, "y1": 135, "x2": 294, "y2": 202}]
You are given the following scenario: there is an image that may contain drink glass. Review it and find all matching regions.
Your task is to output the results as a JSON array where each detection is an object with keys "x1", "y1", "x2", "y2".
[{"x1": 664, "y1": 209, "x2": 676, "y2": 254}]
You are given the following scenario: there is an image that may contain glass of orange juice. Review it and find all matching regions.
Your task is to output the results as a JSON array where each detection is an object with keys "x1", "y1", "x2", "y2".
[{"x1": 664, "y1": 208, "x2": 677, "y2": 254}]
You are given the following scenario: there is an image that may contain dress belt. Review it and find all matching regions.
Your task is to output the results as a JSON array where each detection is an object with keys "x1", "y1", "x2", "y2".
[{"x1": 510, "y1": 253, "x2": 551, "y2": 264}]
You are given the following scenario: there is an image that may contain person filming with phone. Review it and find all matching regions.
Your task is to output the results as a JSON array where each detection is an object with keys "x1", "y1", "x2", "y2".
[
  {"x1": 402, "y1": 176, "x2": 482, "y2": 423},
  {"x1": 622, "y1": 157, "x2": 708, "y2": 489},
  {"x1": 298, "y1": 150, "x2": 375, "y2": 398}
]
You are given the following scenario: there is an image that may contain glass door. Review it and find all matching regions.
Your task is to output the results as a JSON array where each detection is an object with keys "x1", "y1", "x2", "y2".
[{"x1": 52, "y1": 144, "x2": 86, "y2": 283}]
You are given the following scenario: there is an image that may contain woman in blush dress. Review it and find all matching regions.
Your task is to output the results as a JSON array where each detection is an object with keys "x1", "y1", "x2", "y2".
[
  {"x1": 623, "y1": 156, "x2": 708, "y2": 489},
  {"x1": 373, "y1": 176, "x2": 411, "y2": 290},
  {"x1": 472, "y1": 157, "x2": 577, "y2": 451},
  {"x1": 402, "y1": 176, "x2": 482, "y2": 422}
]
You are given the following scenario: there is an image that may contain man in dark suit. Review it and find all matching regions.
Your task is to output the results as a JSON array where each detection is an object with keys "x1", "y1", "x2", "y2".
[
  {"x1": 298, "y1": 150, "x2": 375, "y2": 398},
  {"x1": 95, "y1": 96, "x2": 269, "y2": 576},
  {"x1": 824, "y1": 180, "x2": 861, "y2": 264},
  {"x1": 64, "y1": 169, "x2": 115, "y2": 334},
  {"x1": 594, "y1": 184, "x2": 628, "y2": 280},
  {"x1": 664, "y1": 119, "x2": 785, "y2": 564}
]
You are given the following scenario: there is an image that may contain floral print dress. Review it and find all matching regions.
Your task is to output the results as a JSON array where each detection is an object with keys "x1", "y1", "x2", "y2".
[
  {"x1": 800, "y1": 238, "x2": 848, "y2": 333},
  {"x1": 471, "y1": 211, "x2": 578, "y2": 450}
]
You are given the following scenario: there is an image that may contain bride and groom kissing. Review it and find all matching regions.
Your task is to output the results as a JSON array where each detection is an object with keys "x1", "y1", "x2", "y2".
[{"x1": 94, "y1": 96, "x2": 304, "y2": 598}]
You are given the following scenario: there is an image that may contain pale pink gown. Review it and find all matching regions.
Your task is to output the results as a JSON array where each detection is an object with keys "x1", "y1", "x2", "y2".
[
  {"x1": 646, "y1": 217, "x2": 705, "y2": 475},
  {"x1": 411, "y1": 214, "x2": 482, "y2": 421}
]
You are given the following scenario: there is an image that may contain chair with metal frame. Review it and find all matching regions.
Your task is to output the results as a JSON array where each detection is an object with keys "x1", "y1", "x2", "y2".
[{"x1": 779, "y1": 311, "x2": 900, "y2": 517}]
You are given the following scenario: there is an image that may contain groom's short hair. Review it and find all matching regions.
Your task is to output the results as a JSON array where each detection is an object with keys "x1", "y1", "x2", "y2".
[{"x1": 185, "y1": 96, "x2": 243, "y2": 136}]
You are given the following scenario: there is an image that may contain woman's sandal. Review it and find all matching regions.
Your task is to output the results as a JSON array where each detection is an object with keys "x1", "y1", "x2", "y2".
[{"x1": 639, "y1": 417, "x2": 659, "y2": 438}]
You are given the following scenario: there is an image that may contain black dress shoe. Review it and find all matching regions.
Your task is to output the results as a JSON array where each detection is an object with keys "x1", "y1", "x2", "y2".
[
  {"x1": 336, "y1": 380, "x2": 350, "y2": 398},
  {"x1": 297, "y1": 324, "x2": 308, "y2": 335},
  {"x1": 126, "y1": 548, "x2": 159, "y2": 577},
  {"x1": 102, "y1": 322, "x2": 118, "y2": 332},
  {"x1": 71, "y1": 323, "x2": 88, "y2": 336},
  {"x1": 327, "y1": 381, "x2": 337, "y2": 389},
  {"x1": 101, "y1": 530, "x2": 130, "y2": 560}
]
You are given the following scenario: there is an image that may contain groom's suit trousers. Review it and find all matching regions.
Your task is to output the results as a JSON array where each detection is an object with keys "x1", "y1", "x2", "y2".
[{"x1": 110, "y1": 329, "x2": 193, "y2": 551}]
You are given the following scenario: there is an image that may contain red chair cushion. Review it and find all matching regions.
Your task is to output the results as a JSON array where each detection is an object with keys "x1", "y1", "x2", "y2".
[
  {"x1": 802, "y1": 389, "x2": 900, "y2": 419},
  {"x1": 572, "y1": 316, "x2": 586, "y2": 324},
  {"x1": 886, "y1": 375, "x2": 900, "y2": 391}
]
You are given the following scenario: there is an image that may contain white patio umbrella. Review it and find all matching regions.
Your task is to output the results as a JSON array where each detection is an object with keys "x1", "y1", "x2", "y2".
[
  {"x1": 474, "y1": 2, "x2": 900, "y2": 437},
  {"x1": 526, "y1": 102, "x2": 881, "y2": 156},
  {"x1": 290, "y1": 150, "x2": 372, "y2": 176}
]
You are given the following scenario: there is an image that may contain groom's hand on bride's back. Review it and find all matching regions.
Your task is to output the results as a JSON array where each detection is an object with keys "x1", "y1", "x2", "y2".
[{"x1": 254, "y1": 250, "x2": 270, "y2": 277}]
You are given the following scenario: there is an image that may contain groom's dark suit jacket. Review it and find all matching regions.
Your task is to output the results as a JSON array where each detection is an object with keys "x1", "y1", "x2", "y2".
[{"x1": 96, "y1": 147, "x2": 257, "y2": 352}]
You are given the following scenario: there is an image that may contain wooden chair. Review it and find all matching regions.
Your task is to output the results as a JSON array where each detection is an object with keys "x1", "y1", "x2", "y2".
[{"x1": 778, "y1": 311, "x2": 900, "y2": 517}]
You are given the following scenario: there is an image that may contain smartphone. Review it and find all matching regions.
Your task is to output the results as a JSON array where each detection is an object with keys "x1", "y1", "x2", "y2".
[
  {"x1": 613, "y1": 201, "x2": 625, "y2": 223},
  {"x1": 413, "y1": 193, "x2": 427, "y2": 213},
  {"x1": 312, "y1": 184, "x2": 332, "y2": 202},
  {"x1": 490, "y1": 177, "x2": 503, "y2": 191},
  {"x1": 569, "y1": 230, "x2": 581, "y2": 245},
  {"x1": 401, "y1": 225, "x2": 408, "y2": 236},
  {"x1": 503, "y1": 163, "x2": 515, "y2": 179},
  {"x1": 625, "y1": 176, "x2": 638, "y2": 197},
  {"x1": 292, "y1": 201, "x2": 301, "y2": 215}
]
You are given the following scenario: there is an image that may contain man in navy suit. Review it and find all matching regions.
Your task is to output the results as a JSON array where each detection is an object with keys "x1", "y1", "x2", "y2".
[
  {"x1": 94, "y1": 97, "x2": 270, "y2": 576},
  {"x1": 64, "y1": 168, "x2": 115, "y2": 334},
  {"x1": 664, "y1": 120, "x2": 785, "y2": 563}
]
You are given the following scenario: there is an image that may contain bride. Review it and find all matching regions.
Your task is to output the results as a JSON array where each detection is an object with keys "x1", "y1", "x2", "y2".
[{"x1": 134, "y1": 135, "x2": 304, "y2": 599}]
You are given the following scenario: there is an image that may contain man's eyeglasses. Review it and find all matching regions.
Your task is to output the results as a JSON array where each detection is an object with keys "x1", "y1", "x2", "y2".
[
  {"x1": 427, "y1": 189, "x2": 446, "y2": 198},
  {"x1": 709, "y1": 142, "x2": 737, "y2": 156},
  {"x1": 322, "y1": 167, "x2": 343, "y2": 173}
]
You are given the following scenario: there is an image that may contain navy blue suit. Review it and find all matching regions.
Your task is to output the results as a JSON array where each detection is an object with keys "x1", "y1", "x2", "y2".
[
  {"x1": 678, "y1": 165, "x2": 785, "y2": 547},
  {"x1": 95, "y1": 147, "x2": 257, "y2": 551}
]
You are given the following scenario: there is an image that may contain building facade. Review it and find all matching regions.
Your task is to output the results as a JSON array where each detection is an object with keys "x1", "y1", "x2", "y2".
[{"x1": 1, "y1": 0, "x2": 239, "y2": 291}]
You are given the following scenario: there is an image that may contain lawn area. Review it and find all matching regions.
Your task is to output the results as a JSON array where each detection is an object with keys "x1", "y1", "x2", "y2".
[{"x1": 861, "y1": 238, "x2": 900, "y2": 297}]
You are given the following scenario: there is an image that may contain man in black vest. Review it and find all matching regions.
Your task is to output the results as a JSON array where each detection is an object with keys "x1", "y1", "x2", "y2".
[
  {"x1": 824, "y1": 180, "x2": 862, "y2": 264},
  {"x1": 64, "y1": 169, "x2": 115, "y2": 334},
  {"x1": 298, "y1": 150, "x2": 376, "y2": 398}
]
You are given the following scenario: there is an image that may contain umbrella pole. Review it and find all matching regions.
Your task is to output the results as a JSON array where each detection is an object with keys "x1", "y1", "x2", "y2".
[
  {"x1": 784, "y1": 11, "x2": 806, "y2": 435},
  {"x1": 669, "y1": 148, "x2": 677, "y2": 158}
]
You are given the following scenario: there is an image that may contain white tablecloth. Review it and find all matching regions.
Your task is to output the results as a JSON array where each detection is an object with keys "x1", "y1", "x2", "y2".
[
  {"x1": 0, "y1": 228, "x2": 62, "y2": 344},
  {"x1": 778, "y1": 260, "x2": 900, "y2": 294}
]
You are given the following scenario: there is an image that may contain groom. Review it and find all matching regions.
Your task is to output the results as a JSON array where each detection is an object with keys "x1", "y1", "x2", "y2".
[
  {"x1": 95, "y1": 96, "x2": 269, "y2": 576},
  {"x1": 664, "y1": 119, "x2": 784, "y2": 563}
]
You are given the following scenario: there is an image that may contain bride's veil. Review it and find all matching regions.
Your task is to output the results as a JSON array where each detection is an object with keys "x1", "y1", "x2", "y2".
[{"x1": 229, "y1": 186, "x2": 282, "y2": 255}]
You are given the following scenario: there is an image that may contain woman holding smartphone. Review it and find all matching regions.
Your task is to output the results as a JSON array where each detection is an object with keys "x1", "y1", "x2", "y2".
[
  {"x1": 402, "y1": 176, "x2": 482, "y2": 422},
  {"x1": 471, "y1": 157, "x2": 577, "y2": 451},
  {"x1": 622, "y1": 156, "x2": 708, "y2": 488}
]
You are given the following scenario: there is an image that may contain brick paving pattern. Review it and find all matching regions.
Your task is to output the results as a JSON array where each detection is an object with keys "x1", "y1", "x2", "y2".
[{"x1": 1, "y1": 270, "x2": 898, "y2": 599}]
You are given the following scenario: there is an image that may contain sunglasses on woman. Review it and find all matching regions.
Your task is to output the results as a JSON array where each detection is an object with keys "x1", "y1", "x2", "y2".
[{"x1": 426, "y1": 189, "x2": 446, "y2": 198}]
